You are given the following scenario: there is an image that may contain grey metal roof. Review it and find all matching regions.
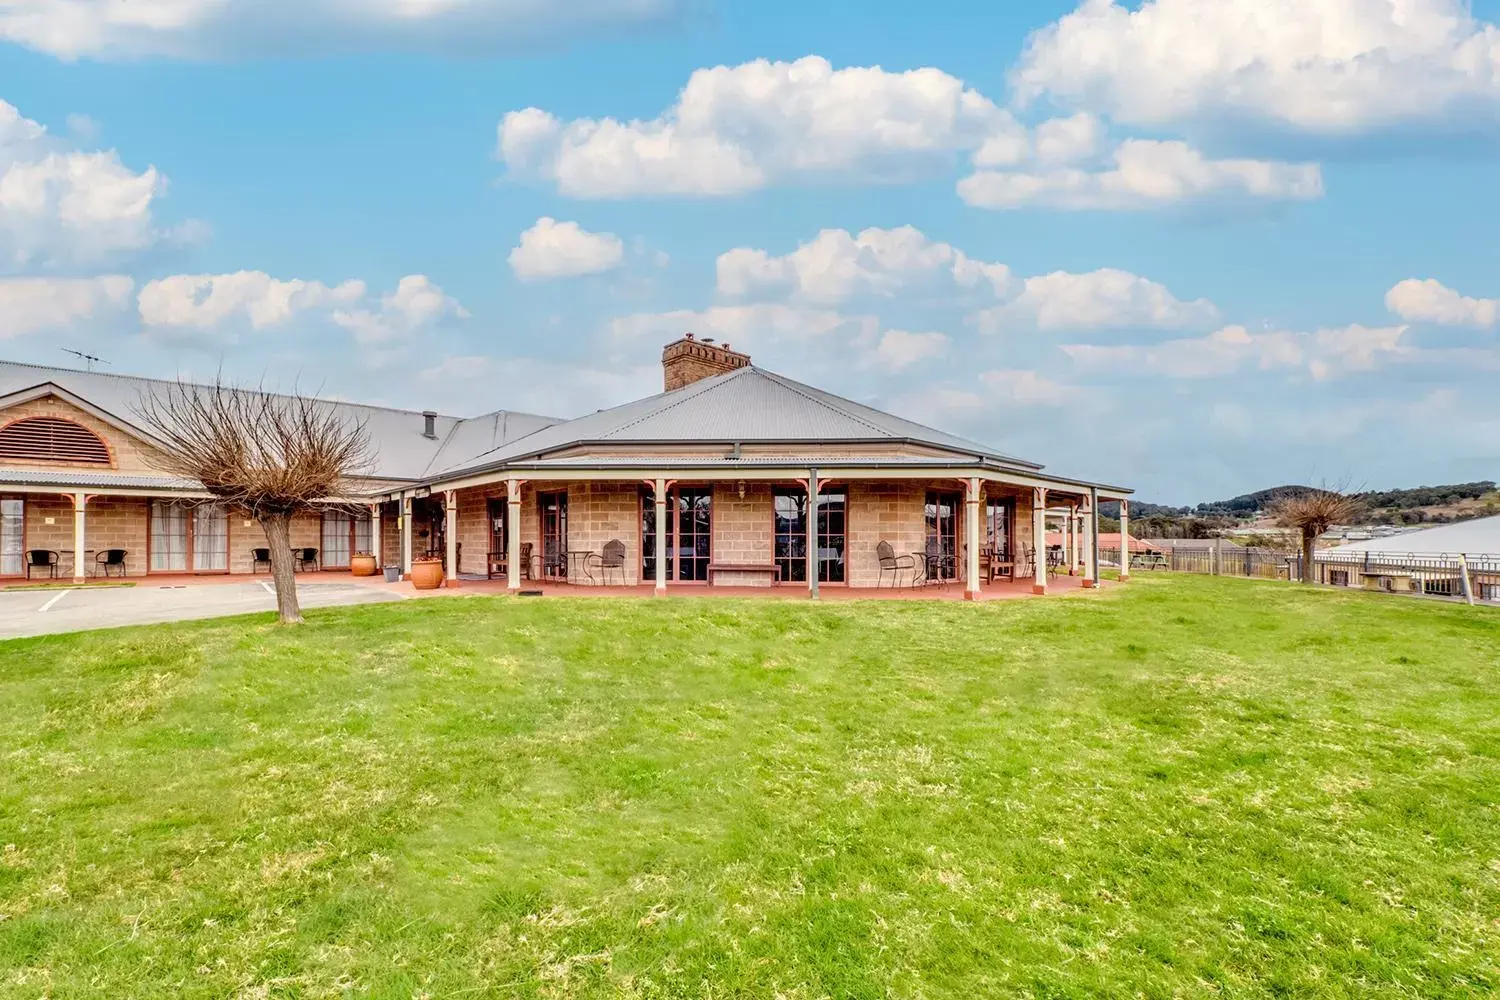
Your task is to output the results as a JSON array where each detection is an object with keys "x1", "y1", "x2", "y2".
[
  {"x1": 428, "y1": 366, "x2": 1042, "y2": 480},
  {"x1": 1319, "y1": 515, "x2": 1500, "y2": 561},
  {"x1": 0, "y1": 360, "x2": 561, "y2": 481},
  {"x1": 0, "y1": 469, "x2": 203, "y2": 490}
]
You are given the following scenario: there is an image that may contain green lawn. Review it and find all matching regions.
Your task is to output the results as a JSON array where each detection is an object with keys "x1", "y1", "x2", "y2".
[{"x1": 2, "y1": 578, "x2": 1498, "y2": 998}]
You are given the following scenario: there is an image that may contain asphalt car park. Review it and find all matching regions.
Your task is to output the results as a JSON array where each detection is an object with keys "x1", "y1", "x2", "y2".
[{"x1": 0, "y1": 580, "x2": 402, "y2": 641}]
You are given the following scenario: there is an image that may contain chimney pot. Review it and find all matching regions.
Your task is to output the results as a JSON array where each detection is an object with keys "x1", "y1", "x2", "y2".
[
  {"x1": 422, "y1": 410, "x2": 438, "y2": 439},
  {"x1": 660, "y1": 334, "x2": 750, "y2": 391}
]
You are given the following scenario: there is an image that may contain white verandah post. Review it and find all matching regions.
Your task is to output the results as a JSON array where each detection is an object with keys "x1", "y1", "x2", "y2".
[
  {"x1": 1088, "y1": 487, "x2": 1101, "y2": 589},
  {"x1": 444, "y1": 489, "x2": 459, "y2": 588},
  {"x1": 72, "y1": 492, "x2": 88, "y2": 583},
  {"x1": 965, "y1": 477, "x2": 981, "y2": 600},
  {"x1": 370, "y1": 502, "x2": 383, "y2": 569},
  {"x1": 654, "y1": 478, "x2": 668, "y2": 596},
  {"x1": 506, "y1": 479, "x2": 522, "y2": 592},
  {"x1": 1118, "y1": 499, "x2": 1131, "y2": 582},
  {"x1": 400, "y1": 495, "x2": 413, "y2": 579},
  {"x1": 1032, "y1": 487, "x2": 1048, "y2": 595},
  {"x1": 807, "y1": 469, "x2": 820, "y2": 600}
]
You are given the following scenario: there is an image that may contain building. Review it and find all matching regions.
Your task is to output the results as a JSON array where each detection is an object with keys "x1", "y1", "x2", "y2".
[
  {"x1": 1317, "y1": 515, "x2": 1500, "y2": 601},
  {"x1": 0, "y1": 336, "x2": 1132, "y2": 598}
]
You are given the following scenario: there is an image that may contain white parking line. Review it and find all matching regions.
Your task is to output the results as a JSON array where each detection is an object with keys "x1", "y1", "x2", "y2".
[
  {"x1": 258, "y1": 581, "x2": 276, "y2": 596},
  {"x1": 39, "y1": 589, "x2": 73, "y2": 612}
]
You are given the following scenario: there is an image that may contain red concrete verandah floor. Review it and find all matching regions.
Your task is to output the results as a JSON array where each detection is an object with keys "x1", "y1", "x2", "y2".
[{"x1": 358, "y1": 571, "x2": 1112, "y2": 601}]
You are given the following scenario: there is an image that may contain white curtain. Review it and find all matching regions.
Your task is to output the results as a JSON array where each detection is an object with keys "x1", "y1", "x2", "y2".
[
  {"x1": 0, "y1": 499, "x2": 22, "y2": 576},
  {"x1": 322, "y1": 510, "x2": 352, "y2": 568},
  {"x1": 150, "y1": 501, "x2": 189, "y2": 572},
  {"x1": 192, "y1": 506, "x2": 228, "y2": 572}
]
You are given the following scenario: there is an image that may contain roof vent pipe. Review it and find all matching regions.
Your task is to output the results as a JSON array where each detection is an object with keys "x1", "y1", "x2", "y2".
[
  {"x1": 730, "y1": 441, "x2": 742, "y2": 460},
  {"x1": 422, "y1": 411, "x2": 438, "y2": 439}
]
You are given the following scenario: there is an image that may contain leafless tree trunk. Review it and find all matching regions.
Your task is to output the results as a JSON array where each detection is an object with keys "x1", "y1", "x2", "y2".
[
  {"x1": 1269, "y1": 486, "x2": 1362, "y2": 586},
  {"x1": 259, "y1": 512, "x2": 302, "y2": 624}
]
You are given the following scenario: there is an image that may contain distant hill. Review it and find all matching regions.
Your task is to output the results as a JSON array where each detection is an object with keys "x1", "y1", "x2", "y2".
[{"x1": 1120, "y1": 481, "x2": 1499, "y2": 531}]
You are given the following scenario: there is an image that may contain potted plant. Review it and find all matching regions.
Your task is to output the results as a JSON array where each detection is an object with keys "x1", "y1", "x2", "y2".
[
  {"x1": 409, "y1": 556, "x2": 445, "y2": 590},
  {"x1": 350, "y1": 551, "x2": 378, "y2": 577}
]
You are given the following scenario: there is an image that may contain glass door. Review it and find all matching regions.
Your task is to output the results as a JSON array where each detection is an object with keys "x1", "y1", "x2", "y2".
[
  {"x1": 191, "y1": 505, "x2": 229, "y2": 572},
  {"x1": 487, "y1": 498, "x2": 507, "y2": 560},
  {"x1": 538, "y1": 491, "x2": 568, "y2": 580},
  {"x1": 0, "y1": 498, "x2": 22, "y2": 576},
  {"x1": 150, "y1": 500, "x2": 189, "y2": 572},
  {"x1": 322, "y1": 510, "x2": 352, "y2": 568},
  {"x1": 985, "y1": 498, "x2": 1013, "y2": 559},
  {"x1": 774, "y1": 487, "x2": 846, "y2": 583},
  {"x1": 641, "y1": 486, "x2": 713, "y2": 582},
  {"x1": 924, "y1": 491, "x2": 961, "y2": 582}
]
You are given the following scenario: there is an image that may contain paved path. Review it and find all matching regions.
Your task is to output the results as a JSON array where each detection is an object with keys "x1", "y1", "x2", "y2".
[{"x1": 0, "y1": 581, "x2": 403, "y2": 641}]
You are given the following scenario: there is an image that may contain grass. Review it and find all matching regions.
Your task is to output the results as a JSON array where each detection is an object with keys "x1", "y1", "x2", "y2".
[{"x1": 1, "y1": 576, "x2": 1497, "y2": 999}]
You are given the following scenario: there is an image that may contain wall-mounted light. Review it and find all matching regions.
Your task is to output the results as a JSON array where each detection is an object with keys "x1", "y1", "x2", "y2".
[{"x1": 737, "y1": 480, "x2": 747, "y2": 500}]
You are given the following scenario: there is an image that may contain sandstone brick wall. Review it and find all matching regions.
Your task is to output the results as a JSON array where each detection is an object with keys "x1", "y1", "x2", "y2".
[
  {"x1": 711, "y1": 482, "x2": 775, "y2": 586},
  {"x1": 0, "y1": 395, "x2": 171, "y2": 476},
  {"x1": 19, "y1": 496, "x2": 150, "y2": 578}
]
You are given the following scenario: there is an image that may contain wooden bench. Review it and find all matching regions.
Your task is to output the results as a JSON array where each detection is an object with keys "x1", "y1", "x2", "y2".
[{"x1": 706, "y1": 562, "x2": 781, "y2": 586}]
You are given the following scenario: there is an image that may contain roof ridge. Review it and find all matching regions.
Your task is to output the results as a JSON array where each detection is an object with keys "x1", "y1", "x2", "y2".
[
  {"x1": 753, "y1": 369, "x2": 895, "y2": 438},
  {"x1": 0, "y1": 358, "x2": 468, "y2": 420},
  {"x1": 600, "y1": 366, "x2": 754, "y2": 440}
]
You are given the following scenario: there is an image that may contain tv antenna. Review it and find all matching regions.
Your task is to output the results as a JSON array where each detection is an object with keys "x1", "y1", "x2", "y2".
[{"x1": 61, "y1": 349, "x2": 110, "y2": 372}]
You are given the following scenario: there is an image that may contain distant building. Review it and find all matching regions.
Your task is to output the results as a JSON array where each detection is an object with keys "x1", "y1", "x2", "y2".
[{"x1": 1317, "y1": 516, "x2": 1500, "y2": 601}]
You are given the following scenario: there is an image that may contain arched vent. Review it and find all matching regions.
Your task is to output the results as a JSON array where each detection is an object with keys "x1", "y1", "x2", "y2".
[{"x1": 0, "y1": 417, "x2": 112, "y2": 465}]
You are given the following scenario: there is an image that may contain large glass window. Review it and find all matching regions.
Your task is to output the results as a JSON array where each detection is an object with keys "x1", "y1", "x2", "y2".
[
  {"x1": 486, "y1": 498, "x2": 508, "y2": 559},
  {"x1": 640, "y1": 485, "x2": 713, "y2": 582},
  {"x1": 0, "y1": 498, "x2": 22, "y2": 576},
  {"x1": 924, "y1": 491, "x2": 961, "y2": 582},
  {"x1": 774, "y1": 487, "x2": 846, "y2": 583},
  {"x1": 353, "y1": 512, "x2": 373, "y2": 555}
]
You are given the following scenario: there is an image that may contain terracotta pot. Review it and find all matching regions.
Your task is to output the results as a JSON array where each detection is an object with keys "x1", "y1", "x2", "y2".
[
  {"x1": 350, "y1": 553, "x2": 378, "y2": 577},
  {"x1": 409, "y1": 558, "x2": 445, "y2": 590}
]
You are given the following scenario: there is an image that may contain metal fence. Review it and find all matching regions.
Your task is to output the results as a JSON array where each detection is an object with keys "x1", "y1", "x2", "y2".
[{"x1": 1315, "y1": 550, "x2": 1500, "y2": 605}]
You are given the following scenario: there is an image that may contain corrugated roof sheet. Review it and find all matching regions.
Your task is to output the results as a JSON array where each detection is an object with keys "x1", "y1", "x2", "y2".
[
  {"x1": 429, "y1": 367, "x2": 1040, "y2": 479},
  {"x1": 1320, "y1": 515, "x2": 1500, "y2": 560},
  {"x1": 0, "y1": 360, "x2": 561, "y2": 481},
  {"x1": 0, "y1": 469, "x2": 203, "y2": 490}
]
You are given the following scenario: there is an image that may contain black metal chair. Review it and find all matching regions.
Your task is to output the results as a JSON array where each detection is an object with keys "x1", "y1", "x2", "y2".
[
  {"x1": 589, "y1": 539, "x2": 627, "y2": 586},
  {"x1": 876, "y1": 540, "x2": 916, "y2": 588},
  {"x1": 94, "y1": 549, "x2": 127, "y2": 578},
  {"x1": 518, "y1": 542, "x2": 534, "y2": 582},
  {"x1": 25, "y1": 550, "x2": 59, "y2": 580},
  {"x1": 541, "y1": 540, "x2": 566, "y2": 581},
  {"x1": 251, "y1": 548, "x2": 272, "y2": 573},
  {"x1": 295, "y1": 547, "x2": 319, "y2": 572},
  {"x1": 924, "y1": 539, "x2": 955, "y2": 587}
]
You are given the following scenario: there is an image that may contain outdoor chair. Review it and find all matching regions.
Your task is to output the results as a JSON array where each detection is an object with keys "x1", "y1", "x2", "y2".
[
  {"x1": 518, "y1": 542, "x2": 534, "y2": 582},
  {"x1": 1017, "y1": 543, "x2": 1036, "y2": 580},
  {"x1": 25, "y1": 549, "x2": 59, "y2": 580},
  {"x1": 95, "y1": 549, "x2": 127, "y2": 578},
  {"x1": 251, "y1": 548, "x2": 272, "y2": 573},
  {"x1": 876, "y1": 540, "x2": 916, "y2": 588},
  {"x1": 541, "y1": 540, "x2": 566, "y2": 581},
  {"x1": 487, "y1": 549, "x2": 506, "y2": 579},
  {"x1": 589, "y1": 539, "x2": 627, "y2": 586},
  {"x1": 295, "y1": 547, "x2": 319, "y2": 572}
]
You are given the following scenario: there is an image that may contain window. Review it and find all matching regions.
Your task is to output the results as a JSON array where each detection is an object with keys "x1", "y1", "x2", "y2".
[
  {"x1": 924, "y1": 491, "x2": 961, "y2": 582},
  {"x1": 151, "y1": 501, "x2": 228, "y2": 572},
  {"x1": 0, "y1": 417, "x2": 110, "y2": 465},
  {"x1": 0, "y1": 498, "x2": 22, "y2": 576},
  {"x1": 640, "y1": 485, "x2": 713, "y2": 582},
  {"x1": 774, "y1": 487, "x2": 846, "y2": 583},
  {"x1": 353, "y1": 513, "x2": 372, "y2": 555}
]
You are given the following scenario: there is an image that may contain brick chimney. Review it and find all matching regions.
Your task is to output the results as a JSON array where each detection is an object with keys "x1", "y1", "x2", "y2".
[{"x1": 661, "y1": 333, "x2": 751, "y2": 391}]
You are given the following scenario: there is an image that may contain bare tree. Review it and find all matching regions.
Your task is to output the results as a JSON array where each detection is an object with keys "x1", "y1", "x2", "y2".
[
  {"x1": 1269, "y1": 487, "x2": 1363, "y2": 584},
  {"x1": 136, "y1": 376, "x2": 371, "y2": 624}
]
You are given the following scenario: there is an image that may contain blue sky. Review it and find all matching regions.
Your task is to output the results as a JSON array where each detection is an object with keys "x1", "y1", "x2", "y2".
[{"x1": 2, "y1": 0, "x2": 1498, "y2": 502}]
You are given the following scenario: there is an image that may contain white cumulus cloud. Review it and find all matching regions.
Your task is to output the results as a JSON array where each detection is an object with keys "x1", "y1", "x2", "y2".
[
  {"x1": 498, "y1": 55, "x2": 1014, "y2": 198},
  {"x1": 873, "y1": 329, "x2": 949, "y2": 371},
  {"x1": 978, "y1": 369, "x2": 1073, "y2": 406},
  {"x1": 1012, "y1": 0, "x2": 1500, "y2": 133},
  {"x1": 0, "y1": 274, "x2": 133, "y2": 338},
  {"x1": 1385, "y1": 278, "x2": 1500, "y2": 328},
  {"x1": 508, "y1": 217, "x2": 624, "y2": 281},
  {"x1": 974, "y1": 268, "x2": 1220, "y2": 333},
  {"x1": 959, "y1": 139, "x2": 1322, "y2": 210},
  {"x1": 333, "y1": 275, "x2": 469, "y2": 345},
  {"x1": 1062, "y1": 323, "x2": 1409, "y2": 378},
  {"x1": 0, "y1": 0, "x2": 687, "y2": 60},
  {"x1": 610, "y1": 303, "x2": 863, "y2": 353},
  {"x1": 1, "y1": 98, "x2": 171, "y2": 267},
  {"x1": 139, "y1": 271, "x2": 366, "y2": 331},
  {"x1": 717, "y1": 226, "x2": 1011, "y2": 305}
]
